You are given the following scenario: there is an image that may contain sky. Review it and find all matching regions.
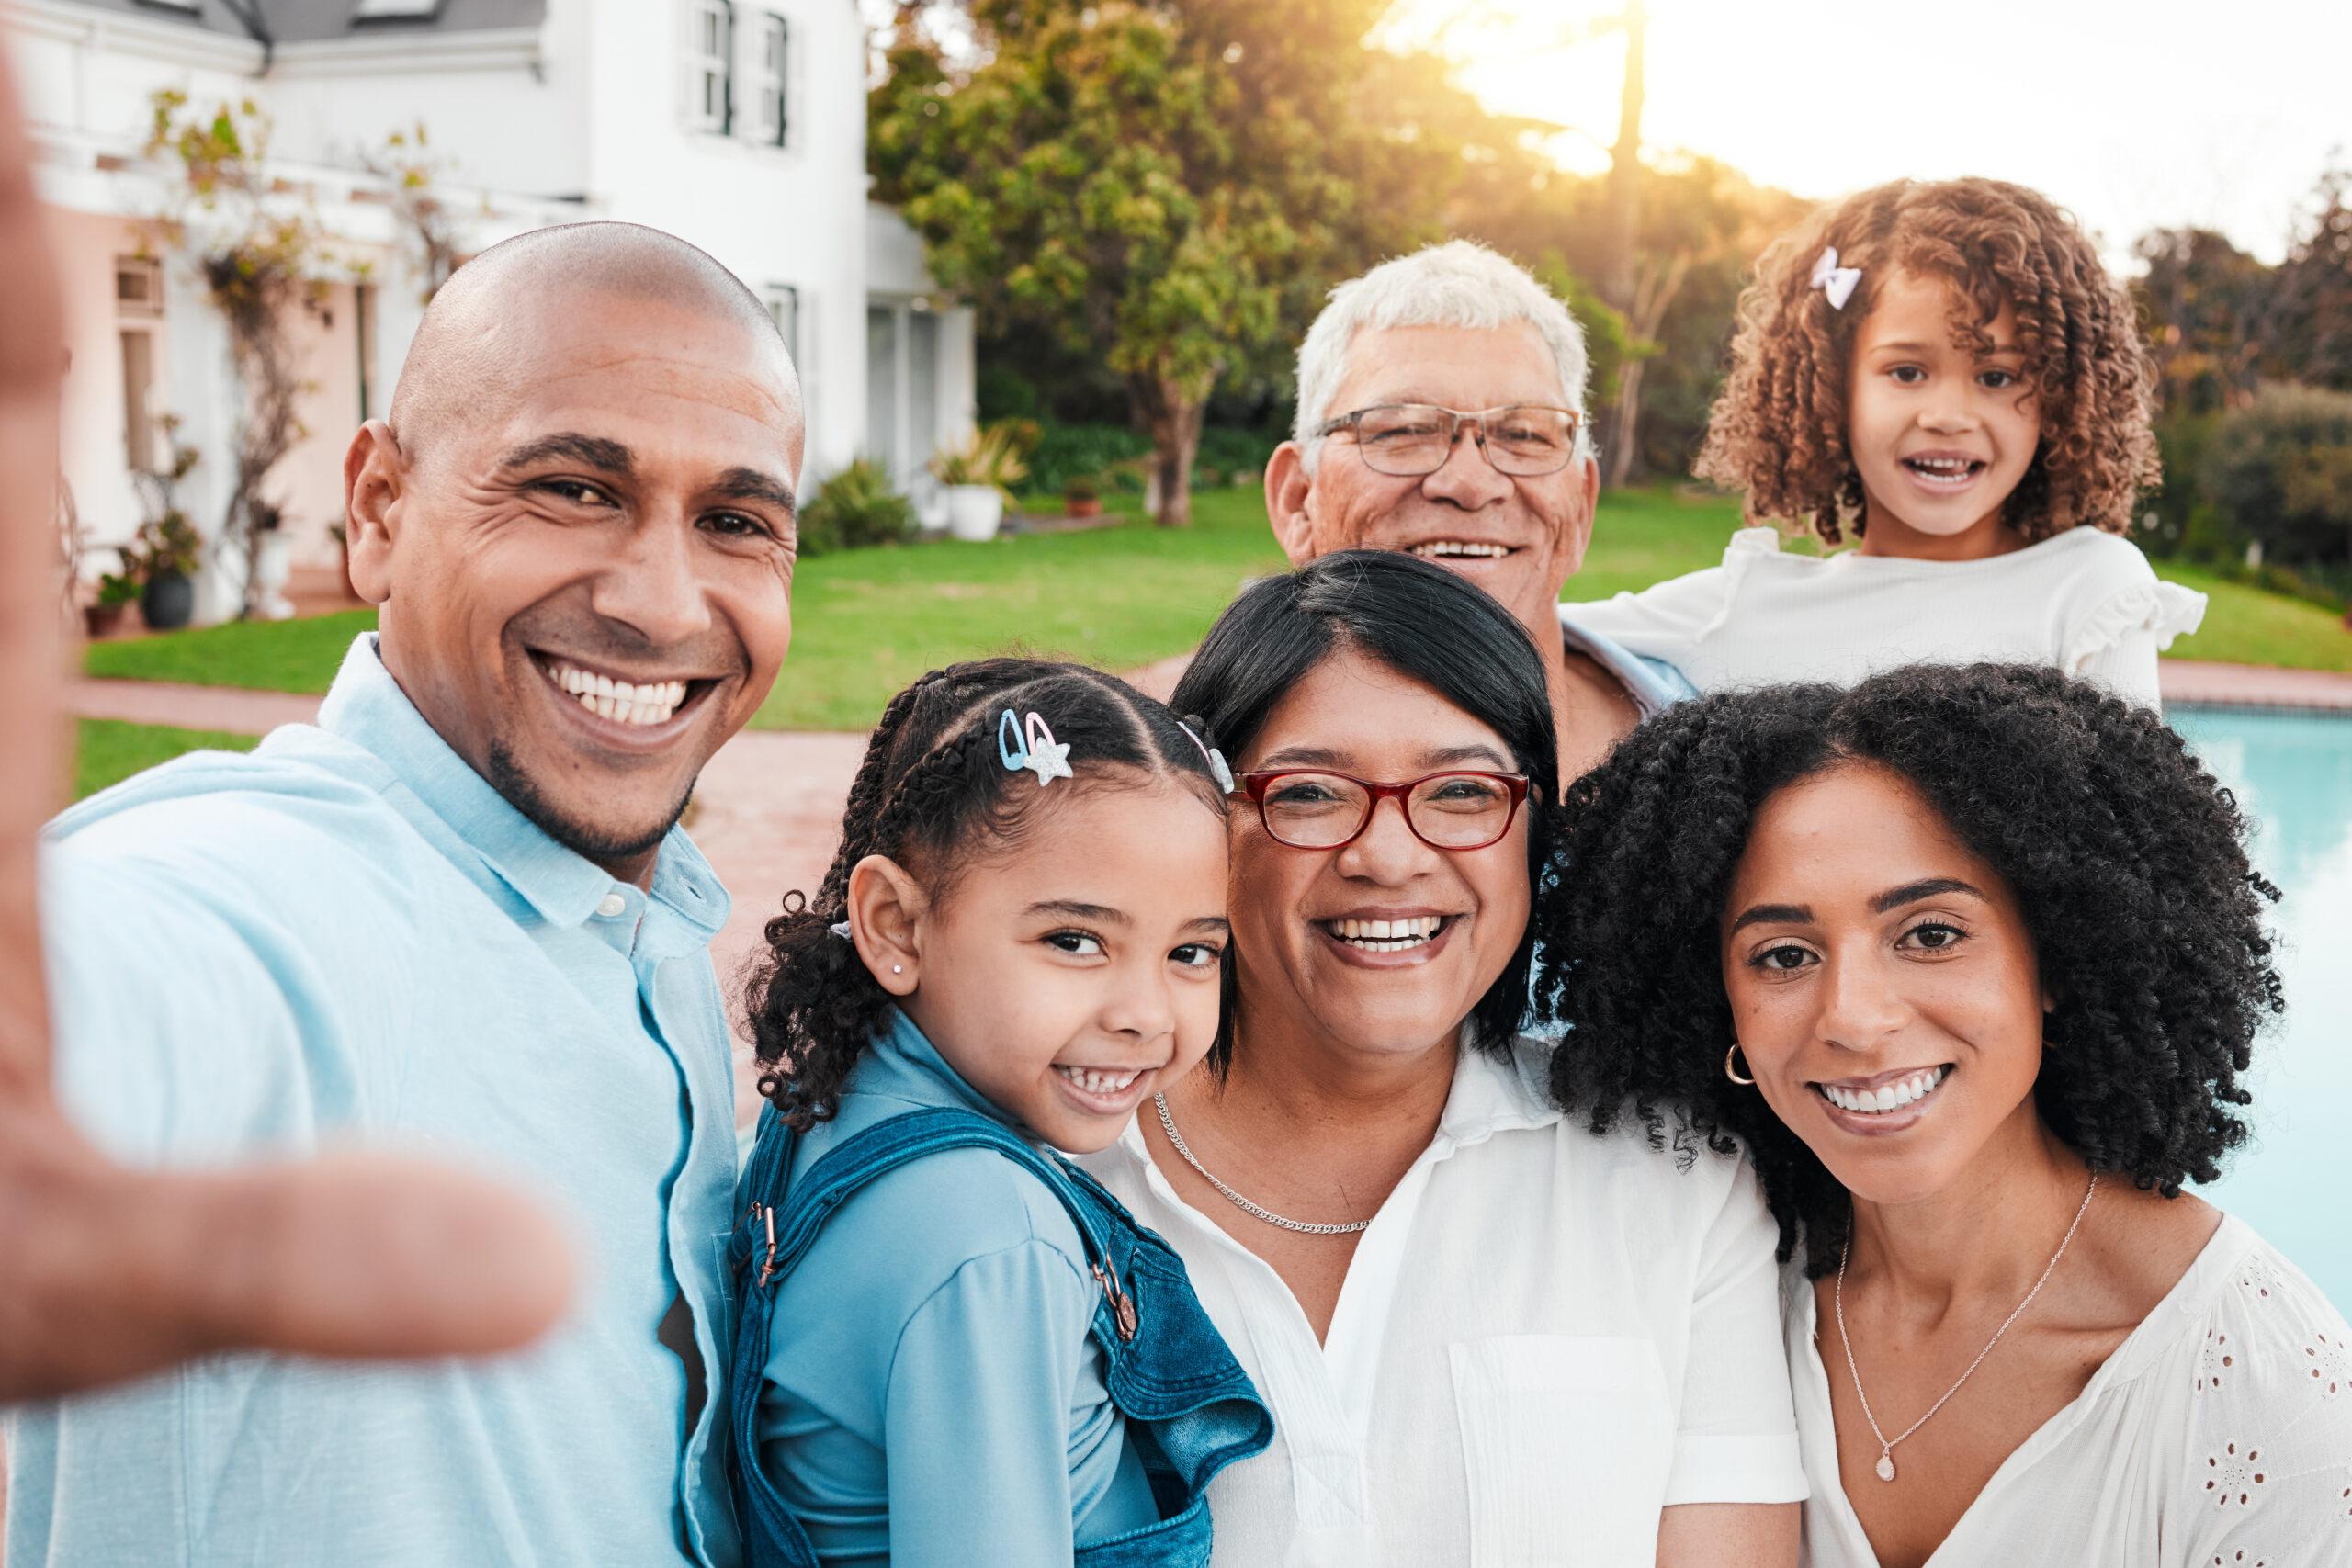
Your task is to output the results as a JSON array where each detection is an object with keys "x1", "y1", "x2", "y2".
[{"x1": 1387, "y1": 0, "x2": 2351, "y2": 266}]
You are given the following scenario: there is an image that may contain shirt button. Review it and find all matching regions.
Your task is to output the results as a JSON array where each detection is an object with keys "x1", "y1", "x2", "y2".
[{"x1": 595, "y1": 891, "x2": 628, "y2": 919}]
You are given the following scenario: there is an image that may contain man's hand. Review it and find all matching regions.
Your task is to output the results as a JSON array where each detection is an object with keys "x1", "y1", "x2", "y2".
[{"x1": 0, "y1": 62, "x2": 572, "y2": 1402}]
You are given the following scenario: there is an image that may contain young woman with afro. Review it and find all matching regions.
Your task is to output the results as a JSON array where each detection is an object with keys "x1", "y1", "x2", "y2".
[
  {"x1": 1542, "y1": 663, "x2": 2351, "y2": 1567},
  {"x1": 1563, "y1": 179, "x2": 2204, "y2": 711}
]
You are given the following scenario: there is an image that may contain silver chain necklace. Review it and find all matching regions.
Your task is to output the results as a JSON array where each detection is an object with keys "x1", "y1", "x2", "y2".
[
  {"x1": 1834, "y1": 1169, "x2": 2098, "y2": 1483},
  {"x1": 1151, "y1": 1093, "x2": 1372, "y2": 1236}
]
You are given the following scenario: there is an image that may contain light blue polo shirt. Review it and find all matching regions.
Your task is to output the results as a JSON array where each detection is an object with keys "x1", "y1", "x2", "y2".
[{"x1": 7, "y1": 636, "x2": 743, "y2": 1567}]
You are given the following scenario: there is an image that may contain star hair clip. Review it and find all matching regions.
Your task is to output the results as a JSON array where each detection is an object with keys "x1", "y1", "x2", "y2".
[
  {"x1": 1810, "y1": 245, "x2": 1862, "y2": 310},
  {"x1": 998, "y1": 708, "x2": 1074, "y2": 787}
]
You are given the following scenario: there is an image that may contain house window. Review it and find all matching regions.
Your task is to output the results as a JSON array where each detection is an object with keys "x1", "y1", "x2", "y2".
[
  {"x1": 686, "y1": 0, "x2": 734, "y2": 134},
  {"x1": 764, "y1": 285, "x2": 799, "y2": 366},
  {"x1": 115, "y1": 255, "x2": 163, "y2": 319},
  {"x1": 750, "y1": 13, "x2": 788, "y2": 147}
]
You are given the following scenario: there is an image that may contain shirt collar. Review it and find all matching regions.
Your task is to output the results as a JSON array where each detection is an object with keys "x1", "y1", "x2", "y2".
[
  {"x1": 851, "y1": 1006, "x2": 1017, "y2": 1123},
  {"x1": 1555, "y1": 607, "x2": 1693, "y2": 716},
  {"x1": 316, "y1": 634, "x2": 729, "y2": 937}
]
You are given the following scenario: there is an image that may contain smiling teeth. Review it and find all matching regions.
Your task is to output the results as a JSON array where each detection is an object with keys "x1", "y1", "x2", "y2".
[
  {"x1": 1333, "y1": 915, "x2": 1442, "y2": 952},
  {"x1": 1820, "y1": 1065, "x2": 1951, "y2": 1114},
  {"x1": 1056, "y1": 1065, "x2": 1143, "y2": 1096},
  {"x1": 548, "y1": 661, "x2": 687, "y2": 728},
  {"x1": 1408, "y1": 542, "x2": 1510, "y2": 559}
]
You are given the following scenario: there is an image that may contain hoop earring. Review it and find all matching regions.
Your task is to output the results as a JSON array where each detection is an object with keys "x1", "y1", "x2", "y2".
[{"x1": 1724, "y1": 1044, "x2": 1756, "y2": 1086}]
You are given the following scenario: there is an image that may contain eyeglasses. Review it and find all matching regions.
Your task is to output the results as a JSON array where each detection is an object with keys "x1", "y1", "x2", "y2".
[
  {"x1": 1316, "y1": 403, "x2": 1583, "y2": 477},
  {"x1": 1236, "y1": 769, "x2": 1532, "y2": 852}
]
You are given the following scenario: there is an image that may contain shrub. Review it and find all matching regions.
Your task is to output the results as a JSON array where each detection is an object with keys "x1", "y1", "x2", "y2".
[
  {"x1": 1025, "y1": 423, "x2": 1152, "y2": 494},
  {"x1": 2204, "y1": 383, "x2": 2352, "y2": 566},
  {"x1": 798, "y1": 458, "x2": 915, "y2": 557},
  {"x1": 929, "y1": 423, "x2": 1031, "y2": 496},
  {"x1": 1193, "y1": 426, "x2": 1279, "y2": 486}
]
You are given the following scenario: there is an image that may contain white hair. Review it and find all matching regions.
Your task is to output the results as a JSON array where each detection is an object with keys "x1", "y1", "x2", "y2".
[{"x1": 1293, "y1": 240, "x2": 1591, "y2": 469}]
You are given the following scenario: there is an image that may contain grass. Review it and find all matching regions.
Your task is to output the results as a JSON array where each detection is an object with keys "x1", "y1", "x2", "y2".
[
  {"x1": 76, "y1": 487, "x2": 2351, "y2": 734},
  {"x1": 74, "y1": 718, "x2": 258, "y2": 800}
]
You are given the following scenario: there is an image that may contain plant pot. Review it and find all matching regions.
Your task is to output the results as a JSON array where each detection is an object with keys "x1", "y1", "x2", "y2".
[
  {"x1": 944, "y1": 485, "x2": 1005, "y2": 543},
  {"x1": 254, "y1": 533, "x2": 296, "y2": 619},
  {"x1": 141, "y1": 570, "x2": 196, "y2": 631},
  {"x1": 82, "y1": 602, "x2": 131, "y2": 640},
  {"x1": 1063, "y1": 497, "x2": 1103, "y2": 519}
]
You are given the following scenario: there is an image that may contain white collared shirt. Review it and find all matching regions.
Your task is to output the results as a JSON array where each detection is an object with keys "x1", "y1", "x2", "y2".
[{"x1": 1080, "y1": 1035, "x2": 1806, "y2": 1568}]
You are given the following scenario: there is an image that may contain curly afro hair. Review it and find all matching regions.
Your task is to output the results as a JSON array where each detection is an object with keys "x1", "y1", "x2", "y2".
[
  {"x1": 742, "y1": 657, "x2": 1227, "y2": 1131},
  {"x1": 1694, "y1": 178, "x2": 2161, "y2": 547},
  {"x1": 1539, "y1": 664, "x2": 2281, "y2": 1275}
]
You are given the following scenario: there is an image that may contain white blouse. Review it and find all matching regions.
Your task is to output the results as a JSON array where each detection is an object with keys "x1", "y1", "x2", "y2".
[
  {"x1": 1559, "y1": 525, "x2": 2206, "y2": 709},
  {"x1": 1787, "y1": 1214, "x2": 2352, "y2": 1567},
  {"x1": 1080, "y1": 1035, "x2": 1807, "y2": 1568}
]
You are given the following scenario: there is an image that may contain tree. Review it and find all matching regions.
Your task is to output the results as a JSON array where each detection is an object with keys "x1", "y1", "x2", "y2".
[
  {"x1": 143, "y1": 91, "x2": 332, "y2": 620},
  {"x1": 871, "y1": 1, "x2": 1439, "y2": 526}
]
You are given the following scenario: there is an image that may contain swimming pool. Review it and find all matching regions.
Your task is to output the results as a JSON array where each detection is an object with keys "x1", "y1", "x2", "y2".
[{"x1": 2171, "y1": 705, "x2": 2352, "y2": 1314}]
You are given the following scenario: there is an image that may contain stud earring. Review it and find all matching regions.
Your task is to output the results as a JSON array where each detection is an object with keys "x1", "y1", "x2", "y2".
[
  {"x1": 1724, "y1": 1043, "x2": 1756, "y2": 1086},
  {"x1": 891, "y1": 964, "x2": 904, "y2": 976}
]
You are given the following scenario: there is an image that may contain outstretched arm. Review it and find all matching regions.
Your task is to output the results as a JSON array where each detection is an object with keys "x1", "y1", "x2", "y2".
[{"x1": 0, "y1": 61, "x2": 571, "y2": 1401}]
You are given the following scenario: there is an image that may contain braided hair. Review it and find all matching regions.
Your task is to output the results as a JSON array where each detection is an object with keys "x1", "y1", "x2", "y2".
[
  {"x1": 745, "y1": 658, "x2": 1229, "y2": 1129},
  {"x1": 1540, "y1": 663, "x2": 2283, "y2": 1275}
]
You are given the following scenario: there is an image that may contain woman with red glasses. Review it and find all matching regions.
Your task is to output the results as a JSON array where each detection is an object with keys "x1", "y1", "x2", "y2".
[{"x1": 1080, "y1": 549, "x2": 1804, "y2": 1567}]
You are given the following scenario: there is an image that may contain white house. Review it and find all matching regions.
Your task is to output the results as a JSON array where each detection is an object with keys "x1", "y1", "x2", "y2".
[{"x1": 7, "y1": 0, "x2": 976, "y2": 621}]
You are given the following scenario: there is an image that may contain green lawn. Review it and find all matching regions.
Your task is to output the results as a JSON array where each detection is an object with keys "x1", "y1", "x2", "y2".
[
  {"x1": 74, "y1": 718, "x2": 259, "y2": 800},
  {"x1": 76, "y1": 487, "x2": 2351, "y2": 738}
]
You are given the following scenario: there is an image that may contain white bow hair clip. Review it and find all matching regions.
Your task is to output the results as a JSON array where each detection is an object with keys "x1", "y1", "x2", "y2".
[
  {"x1": 1810, "y1": 246, "x2": 1862, "y2": 311},
  {"x1": 998, "y1": 708, "x2": 1074, "y2": 787}
]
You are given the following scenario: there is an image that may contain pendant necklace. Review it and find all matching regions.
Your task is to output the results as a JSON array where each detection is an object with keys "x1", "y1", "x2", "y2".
[
  {"x1": 1833, "y1": 1169, "x2": 2098, "y2": 1483},
  {"x1": 1152, "y1": 1092, "x2": 1372, "y2": 1236}
]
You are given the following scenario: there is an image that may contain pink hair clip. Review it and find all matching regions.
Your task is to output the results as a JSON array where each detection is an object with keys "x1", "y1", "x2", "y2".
[{"x1": 997, "y1": 708, "x2": 1073, "y2": 787}]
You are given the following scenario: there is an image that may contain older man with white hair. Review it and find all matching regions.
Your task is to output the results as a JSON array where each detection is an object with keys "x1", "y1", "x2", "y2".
[{"x1": 1262, "y1": 241, "x2": 1692, "y2": 781}]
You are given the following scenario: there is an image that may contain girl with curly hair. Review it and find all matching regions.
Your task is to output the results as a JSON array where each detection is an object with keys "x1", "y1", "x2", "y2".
[
  {"x1": 1544, "y1": 663, "x2": 2352, "y2": 1567},
  {"x1": 1565, "y1": 178, "x2": 2203, "y2": 709},
  {"x1": 727, "y1": 657, "x2": 1271, "y2": 1567}
]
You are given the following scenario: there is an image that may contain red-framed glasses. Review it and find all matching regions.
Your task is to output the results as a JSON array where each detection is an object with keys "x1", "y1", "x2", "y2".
[{"x1": 1235, "y1": 769, "x2": 1532, "y2": 852}]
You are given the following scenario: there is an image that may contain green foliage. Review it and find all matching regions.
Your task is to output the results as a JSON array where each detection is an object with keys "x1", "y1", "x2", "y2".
[
  {"x1": 2204, "y1": 384, "x2": 2352, "y2": 565},
  {"x1": 798, "y1": 458, "x2": 918, "y2": 557},
  {"x1": 131, "y1": 511, "x2": 204, "y2": 581},
  {"x1": 1024, "y1": 423, "x2": 1154, "y2": 493},
  {"x1": 929, "y1": 423, "x2": 1032, "y2": 494},
  {"x1": 96, "y1": 570, "x2": 141, "y2": 606},
  {"x1": 1192, "y1": 425, "x2": 1278, "y2": 483},
  {"x1": 870, "y1": 0, "x2": 1441, "y2": 524}
]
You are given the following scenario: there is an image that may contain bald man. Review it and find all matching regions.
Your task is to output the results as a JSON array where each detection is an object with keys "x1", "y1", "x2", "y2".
[{"x1": 6, "y1": 219, "x2": 800, "y2": 1566}]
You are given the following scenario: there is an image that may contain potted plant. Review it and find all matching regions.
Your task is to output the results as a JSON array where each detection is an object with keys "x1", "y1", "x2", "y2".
[
  {"x1": 84, "y1": 565, "x2": 141, "y2": 640},
  {"x1": 1062, "y1": 474, "x2": 1103, "y2": 520},
  {"x1": 132, "y1": 509, "x2": 203, "y2": 631},
  {"x1": 130, "y1": 430, "x2": 204, "y2": 630},
  {"x1": 929, "y1": 424, "x2": 1030, "y2": 542},
  {"x1": 249, "y1": 500, "x2": 296, "y2": 619}
]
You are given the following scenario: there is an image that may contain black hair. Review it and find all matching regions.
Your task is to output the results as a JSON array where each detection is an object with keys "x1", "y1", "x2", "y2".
[
  {"x1": 1541, "y1": 663, "x2": 2284, "y2": 1275},
  {"x1": 1170, "y1": 549, "x2": 1561, "y2": 1070},
  {"x1": 745, "y1": 657, "x2": 1227, "y2": 1130}
]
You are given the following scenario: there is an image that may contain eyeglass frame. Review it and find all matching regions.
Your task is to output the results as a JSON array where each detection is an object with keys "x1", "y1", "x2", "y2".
[
  {"x1": 1313, "y1": 402, "x2": 1586, "y2": 477},
  {"x1": 1234, "y1": 768, "x2": 1533, "y2": 852}
]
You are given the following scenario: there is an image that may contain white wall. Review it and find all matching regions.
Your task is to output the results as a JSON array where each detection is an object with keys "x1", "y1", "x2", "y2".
[{"x1": 582, "y1": 0, "x2": 870, "y2": 486}]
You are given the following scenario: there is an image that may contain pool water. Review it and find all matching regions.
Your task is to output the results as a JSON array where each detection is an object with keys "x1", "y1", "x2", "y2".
[{"x1": 2171, "y1": 706, "x2": 2352, "y2": 1313}]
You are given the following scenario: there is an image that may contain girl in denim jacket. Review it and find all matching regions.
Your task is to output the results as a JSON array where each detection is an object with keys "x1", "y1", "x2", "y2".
[{"x1": 729, "y1": 657, "x2": 1271, "y2": 1567}]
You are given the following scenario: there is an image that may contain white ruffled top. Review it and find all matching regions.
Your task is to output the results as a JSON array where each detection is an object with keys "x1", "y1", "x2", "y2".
[
  {"x1": 1785, "y1": 1214, "x2": 2352, "y2": 1566},
  {"x1": 1561, "y1": 525, "x2": 2207, "y2": 709}
]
